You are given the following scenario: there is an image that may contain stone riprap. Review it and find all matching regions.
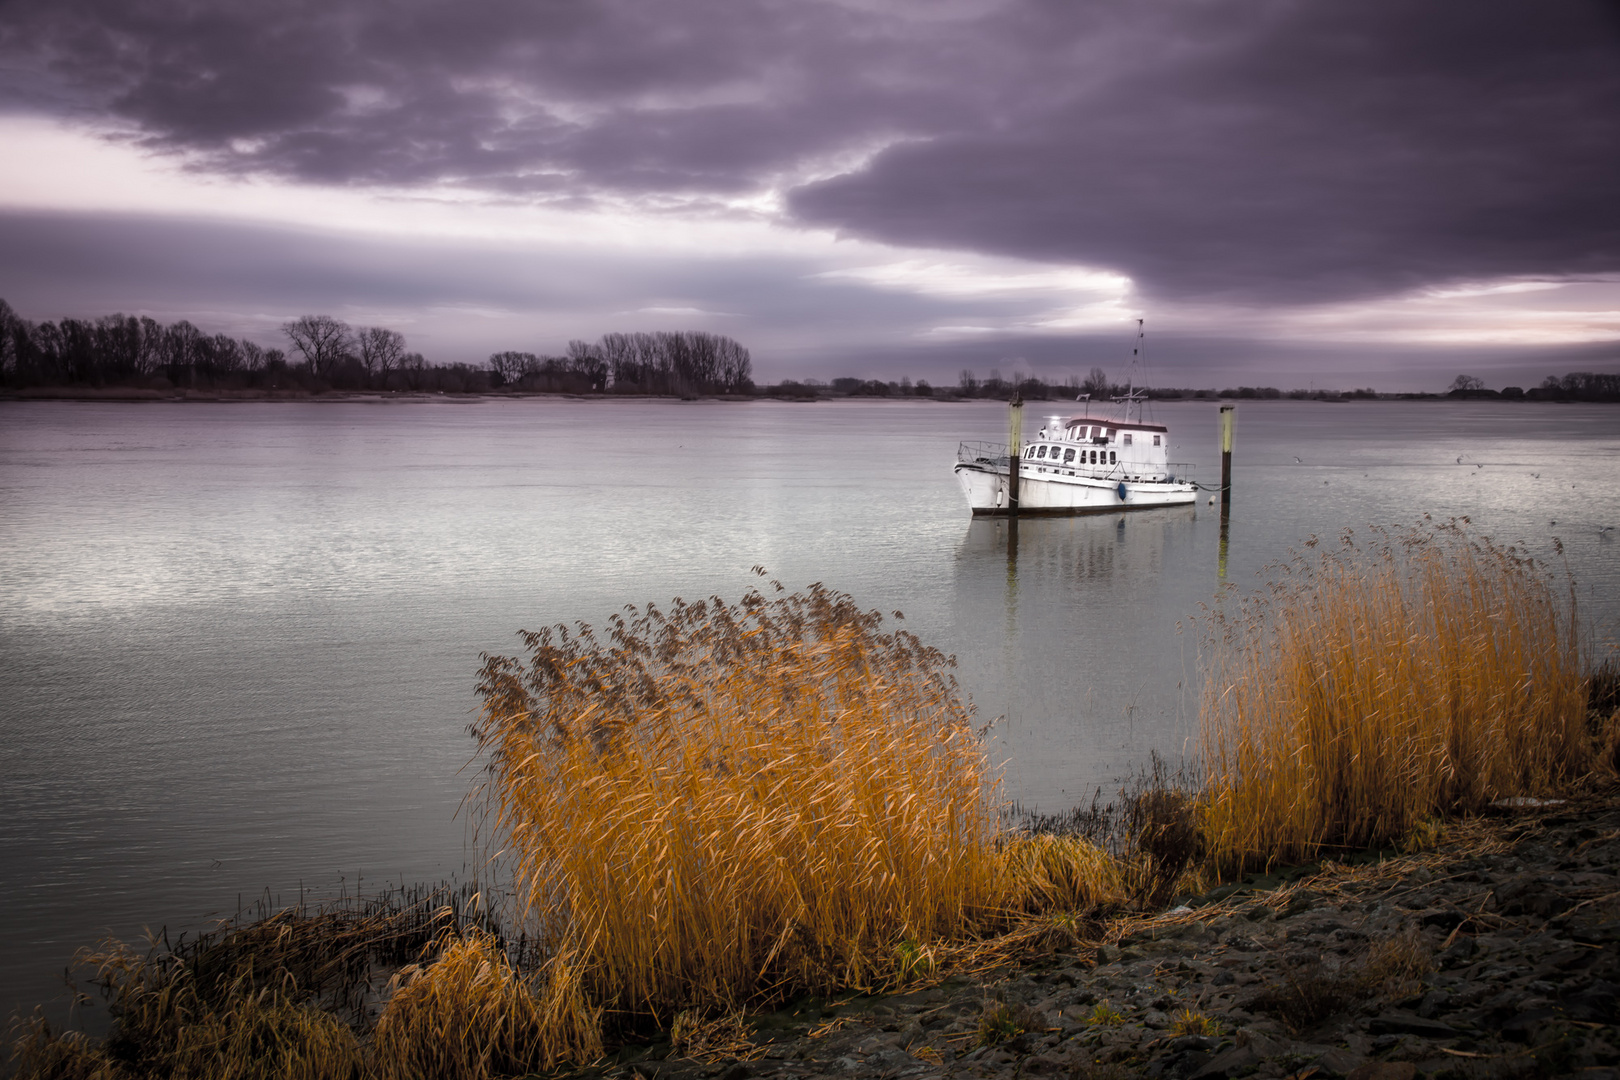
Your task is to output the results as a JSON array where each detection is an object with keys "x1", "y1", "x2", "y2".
[{"x1": 601, "y1": 796, "x2": 1620, "y2": 1080}]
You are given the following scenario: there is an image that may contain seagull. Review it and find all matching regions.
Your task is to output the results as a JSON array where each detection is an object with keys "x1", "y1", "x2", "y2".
[
  {"x1": 1531, "y1": 472, "x2": 1540, "y2": 478},
  {"x1": 1293, "y1": 456, "x2": 1303, "y2": 464},
  {"x1": 1456, "y1": 455, "x2": 1465, "y2": 464},
  {"x1": 1475, "y1": 463, "x2": 1484, "y2": 469}
]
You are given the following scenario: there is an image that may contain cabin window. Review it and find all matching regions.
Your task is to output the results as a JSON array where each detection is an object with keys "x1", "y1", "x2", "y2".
[
  {"x1": 1085, "y1": 450, "x2": 1094, "y2": 464},
  {"x1": 1036, "y1": 445, "x2": 1047, "y2": 458},
  {"x1": 1122, "y1": 433, "x2": 1132, "y2": 446},
  {"x1": 1025, "y1": 447, "x2": 1035, "y2": 459},
  {"x1": 1110, "y1": 451, "x2": 1117, "y2": 464},
  {"x1": 1106, "y1": 428, "x2": 1115, "y2": 440},
  {"x1": 1153, "y1": 434, "x2": 1161, "y2": 446},
  {"x1": 1062, "y1": 448, "x2": 1075, "y2": 463}
]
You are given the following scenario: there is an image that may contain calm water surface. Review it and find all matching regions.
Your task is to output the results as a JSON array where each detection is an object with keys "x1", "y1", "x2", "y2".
[{"x1": 3, "y1": 397, "x2": 1617, "y2": 1020}]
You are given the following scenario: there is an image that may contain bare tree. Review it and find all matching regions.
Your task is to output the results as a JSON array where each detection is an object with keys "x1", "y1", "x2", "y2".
[
  {"x1": 282, "y1": 315, "x2": 353, "y2": 378},
  {"x1": 0, "y1": 297, "x2": 19, "y2": 379},
  {"x1": 1080, "y1": 366, "x2": 1110, "y2": 398},
  {"x1": 565, "y1": 340, "x2": 608, "y2": 391},
  {"x1": 488, "y1": 350, "x2": 537, "y2": 387},
  {"x1": 94, "y1": 315, "x2": 145, "y2": 380},
  {"x1": 400, "y1": 351, "x2": 428, "y2": 391},
  {"x1": 356, "y1": 326, "x2": 407, "y2": 386},
  {"x1": 1449, "y1": 374, "x2": 1485, "y2": 392},
  {"x1": 714, "y1": 335, "x2": 752, "y2": 391},
  {"x1": 164, "y1": 320, "x2": 204, "y2": 384},
  {"x1": 209, "y1": 333, "x2": 243, "y2": 372}
]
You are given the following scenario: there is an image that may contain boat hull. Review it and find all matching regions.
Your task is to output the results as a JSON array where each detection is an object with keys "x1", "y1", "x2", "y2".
[{"x1": 953, "y1": 462, "x2": 1197, "y2": 515}]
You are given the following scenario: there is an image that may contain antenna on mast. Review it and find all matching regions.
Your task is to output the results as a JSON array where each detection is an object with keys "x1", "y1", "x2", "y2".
[{"x1": 1115, "y1": 318, "x2": 1146, "y2": 421}]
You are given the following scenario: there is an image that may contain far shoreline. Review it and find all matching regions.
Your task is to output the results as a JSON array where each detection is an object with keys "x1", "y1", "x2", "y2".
[{"x1": 3, "y1": 386, "x2": 1615, "y2": 406}]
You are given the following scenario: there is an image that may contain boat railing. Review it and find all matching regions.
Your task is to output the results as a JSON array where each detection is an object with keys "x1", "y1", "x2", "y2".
[{"x1": 957, "y1": 440, "x2": 1010, "y2": 468}]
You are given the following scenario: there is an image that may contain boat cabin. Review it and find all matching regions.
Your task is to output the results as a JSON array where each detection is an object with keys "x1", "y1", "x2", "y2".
[{"x1": 1022, "y1": 415, "x2": 1172, "y2": 482}]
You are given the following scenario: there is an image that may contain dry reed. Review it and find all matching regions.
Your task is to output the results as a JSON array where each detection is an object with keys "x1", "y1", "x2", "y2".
[
  {"x1": 470, "y1": 575, "x2": 1035, "y2": 1044},
  {"x1": 6, "y1": 884, "x2": 485, "y2": 1080},
  {"x1": 14, "y1": 937, "x2": 363, "y2": 1080},
  {"x1": 371, "y1": 929, "x2": 601, "y2": 1078},
  {"x1": 1198, "y1": 519, "x2": 1589, "y2": 873}
]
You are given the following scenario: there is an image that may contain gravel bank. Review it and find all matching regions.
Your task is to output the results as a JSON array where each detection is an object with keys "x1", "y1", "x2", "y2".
[{"x1": 599, "y1": 794, "x2": 1620, "y2": 1080}]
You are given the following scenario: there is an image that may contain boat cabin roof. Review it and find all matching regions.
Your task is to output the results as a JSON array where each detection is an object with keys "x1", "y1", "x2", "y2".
[{"x1": 1059, "y1": 415, "x2": 1167, "y2": 434}]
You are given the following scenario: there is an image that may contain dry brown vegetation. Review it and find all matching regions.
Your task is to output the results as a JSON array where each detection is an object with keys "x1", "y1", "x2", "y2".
[
  {"x1": 466, "y1": 574, "x2": 1032, "y2": 1024},
  {"x1": 12, "y1": 527, "x2": 1615, "y2": 1080},
  {"x1": 1199, "y1": 519, "x2": 1594, "y2": 874}
]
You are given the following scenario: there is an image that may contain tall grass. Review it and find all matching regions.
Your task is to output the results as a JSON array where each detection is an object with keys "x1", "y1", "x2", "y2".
[
  {"x1": 470, "y1": 575, "x2": 1013, "y2": 1029},
  {"x1": 16, "y1": 936, "x2": 363, "y2": 1080},
  {"x1": 6, "y1": 884, "x2": 486, "y2": 1080},
  {"x1": 371, "y1": 929, "x2": 601, "y2": 1078},
  {"x1": 1198, "y1": 520, "x2": 1589, "y2": 872}
]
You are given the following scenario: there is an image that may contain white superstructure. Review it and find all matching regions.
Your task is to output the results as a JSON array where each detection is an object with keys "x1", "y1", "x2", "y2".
[{"x1": 953, "y1": 407, "x2": 1197, "y2": 515}]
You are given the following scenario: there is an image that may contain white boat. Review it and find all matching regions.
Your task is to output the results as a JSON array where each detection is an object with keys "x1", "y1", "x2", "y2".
[{"x1": 953, "y1": 394, "x2": 1198, "y2": 516}]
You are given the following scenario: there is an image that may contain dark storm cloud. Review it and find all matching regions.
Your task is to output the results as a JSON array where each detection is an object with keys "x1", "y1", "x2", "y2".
[
  {"x1": 2, "y1": 0, "x2": 1617, "y2": 304},
  {"x1": 792, "y1": 0, "x2": 1620, "y2": 303},
  {"x1": 0, "y1": 0, "x2": 941, "y2": 193}
]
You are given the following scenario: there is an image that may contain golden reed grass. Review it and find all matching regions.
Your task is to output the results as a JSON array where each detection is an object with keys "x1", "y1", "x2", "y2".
[
  {"x1": 371, "y1": 929, "x2": 600, "y2": 1077},
  {"x1": 1198, "y1": 519, "x2": 1590, "y2": 873},
  {"x1": 468, "y1": 574, "x2": 1021, "y2": 1031},
  {"x1": 8, "y1": 936, "x2": 362, "y2": 1080}
]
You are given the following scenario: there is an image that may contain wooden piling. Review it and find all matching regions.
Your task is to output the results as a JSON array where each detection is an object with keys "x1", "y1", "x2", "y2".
[
  {"x1": 1218, "y1": 404, "x2": 1233, "y2": 580},
  {"x1": 1219, "y1": 405, "x2": 1234, "y2": 511},
  {"x1": 1007, "y1": 394, "x2": 1024, "y2": 516}
]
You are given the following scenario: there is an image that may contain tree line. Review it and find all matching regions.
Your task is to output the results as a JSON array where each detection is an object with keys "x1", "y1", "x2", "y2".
[
  {"x1": 1448, "y1": 372, "x2": 1620, "y2": 402},
  {"x1": 4, "y1": 299, "x2": 1612, "y2": 401},
  {"x1": 0, "y1": 302, "x2": 753, "y2": 396},
  {"x1": 490, "y1": 331, "x2": 753, "y2": 395}
]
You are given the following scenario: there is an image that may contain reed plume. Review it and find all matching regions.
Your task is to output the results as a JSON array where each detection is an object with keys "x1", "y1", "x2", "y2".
[
  {"x1": 1198, "y1": 519, "x2": 1588, "y2": 872},
  {"x1": 470, "y1": 575, "x2": 1012, "y2": 1030}
]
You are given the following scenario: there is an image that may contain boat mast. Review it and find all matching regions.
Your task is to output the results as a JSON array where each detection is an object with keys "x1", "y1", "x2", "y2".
[{"x1": 1117, "y1": 318, "x2": 1146, "y2": 423}]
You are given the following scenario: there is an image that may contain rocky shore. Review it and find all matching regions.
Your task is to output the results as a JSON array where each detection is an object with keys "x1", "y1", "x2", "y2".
[{"x1": 603, "y1": 794, "x2": 1620, "y2": 1080}]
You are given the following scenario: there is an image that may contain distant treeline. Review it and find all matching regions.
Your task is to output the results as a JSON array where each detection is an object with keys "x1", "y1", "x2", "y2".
[
  {"x1": 0, "y1": 301, "x2": 753, "y2": 396},
  {"x1": 3, "y1": 300, "x2": 1614, "y2": 402},
  {"x1": 490, "y1": 331, "x2": 753, "y2": 395},
  {"x1": 1444, "y1": 372, "x2": 1620, "y2": 402}
]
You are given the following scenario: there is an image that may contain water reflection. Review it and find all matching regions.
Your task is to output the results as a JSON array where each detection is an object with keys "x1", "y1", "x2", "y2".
[
  {"x1": 958, "y1": 507, "x2": 1196, "y2": 588},
  {"x1": 951, "y1": 508, "x2": 1204, "y2": 812}
]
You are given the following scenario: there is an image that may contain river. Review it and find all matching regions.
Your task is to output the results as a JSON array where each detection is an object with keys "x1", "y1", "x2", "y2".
[{"x1": 2, "y1": 396, "x2": 1617, "y2": 1022}]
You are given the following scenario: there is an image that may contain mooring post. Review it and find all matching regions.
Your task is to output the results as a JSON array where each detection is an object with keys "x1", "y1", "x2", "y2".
[
  {"x1": 1219, "y1": 405, "x2": 1235, "y2": 512},
  {"x1": 1218, "y1": 404, "x2": 1234, "y2": 581},
  {"x1": 1007, "y1": 393, "x2": 1024, "y2": 517}
]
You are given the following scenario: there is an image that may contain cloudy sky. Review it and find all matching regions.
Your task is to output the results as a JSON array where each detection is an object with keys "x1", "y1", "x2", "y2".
[{"x1": 1, "y1": 0, "x2": 1617, "y2": 389}]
